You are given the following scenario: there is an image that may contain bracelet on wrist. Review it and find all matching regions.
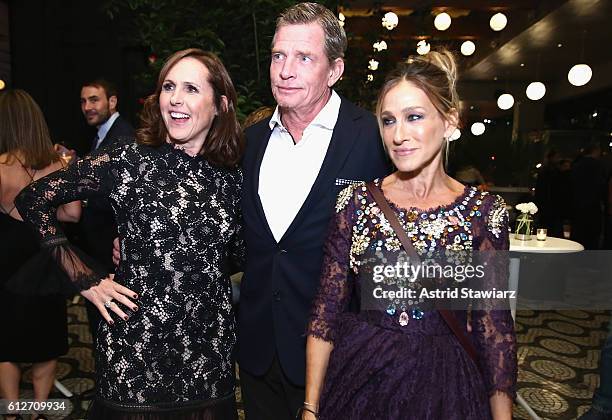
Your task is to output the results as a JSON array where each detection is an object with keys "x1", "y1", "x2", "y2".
[{"x1": 296, "y1": 406, "x2": 319, "y2": 418}]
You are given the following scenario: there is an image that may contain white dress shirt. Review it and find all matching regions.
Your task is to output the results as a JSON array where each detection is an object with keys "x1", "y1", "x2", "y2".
[
  {"x1": 94, "y1": 112, "x2": 120, "y2": 150},
  {"x1": 258, "y1": 91, "x2": 341, "y2": 242}
]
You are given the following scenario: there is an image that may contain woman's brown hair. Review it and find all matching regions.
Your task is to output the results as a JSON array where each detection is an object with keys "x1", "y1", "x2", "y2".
[
  {"x1": 0, "y1": 89, "x2": 58, "y2": 169},
  {"x1": 137, "y1": 48, "x2": 244, "y2": 167}
]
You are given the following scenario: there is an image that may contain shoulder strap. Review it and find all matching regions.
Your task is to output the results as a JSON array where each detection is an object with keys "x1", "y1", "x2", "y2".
[
  {"x1": 0, "y1": 163, "x2": 16, "y2": 216},
  {"x1": 0, "y1": 165, "x2": 6, "y2": 214},
  {"x1": 365, "y1": 181, "x2": 480, "y2": 367}
]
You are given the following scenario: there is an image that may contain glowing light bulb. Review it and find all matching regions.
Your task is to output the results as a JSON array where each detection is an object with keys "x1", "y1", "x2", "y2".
[
  {"x1": 460, "y1": 40, "x2": 475, "y2": 56},
  {"x1": 434, "y1": 12, "x2": 451, "y2": 31}
]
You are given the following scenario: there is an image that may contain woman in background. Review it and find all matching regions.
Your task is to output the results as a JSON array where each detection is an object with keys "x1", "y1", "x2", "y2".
[{"x1": 0, "y1": 89, "x2": 81, "y2": 419}]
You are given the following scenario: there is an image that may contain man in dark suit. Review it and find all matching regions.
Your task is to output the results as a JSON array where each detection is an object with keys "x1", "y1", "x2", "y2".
[
  {"x1": 79, "y1": 79, "x2": 134, "y2": 340},
  {"x1": 238, "y1": 3, "x2": 390, "y2": 419},
  {"x1": 80, "y1": 79, "x2": 134, "y2": 155}
]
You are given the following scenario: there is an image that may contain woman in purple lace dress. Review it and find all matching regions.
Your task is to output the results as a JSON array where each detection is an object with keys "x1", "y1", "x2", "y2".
[{"x1": 302, "y1": 50, "x2": 517, "y2": 420}]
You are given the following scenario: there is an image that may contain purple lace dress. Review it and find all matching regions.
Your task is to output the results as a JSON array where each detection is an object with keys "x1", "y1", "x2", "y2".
[{"x1": 308, "y1": 180, "x2": 517, "y2": 420}]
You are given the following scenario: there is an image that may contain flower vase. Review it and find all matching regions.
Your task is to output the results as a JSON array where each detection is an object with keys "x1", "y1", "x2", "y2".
[{"x1": 514, "y1": 213, "x2": 533, "y2": 241}]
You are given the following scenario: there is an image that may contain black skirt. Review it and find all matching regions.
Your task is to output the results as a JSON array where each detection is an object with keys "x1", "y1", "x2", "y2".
[
  {"x1": 87, "y1": 392, "x2": 238, "y2": 420},
  {"x1": 0, "y1": 290, "x2": 68, "y2": 362}
]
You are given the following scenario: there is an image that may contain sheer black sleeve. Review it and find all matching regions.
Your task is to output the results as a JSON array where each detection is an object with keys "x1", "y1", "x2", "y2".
[{"x1": 14, "y1": 146, "x2": 125, "y2": 293}]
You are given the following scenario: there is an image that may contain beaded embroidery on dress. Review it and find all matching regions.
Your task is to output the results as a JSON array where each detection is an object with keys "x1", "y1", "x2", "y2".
[{"x1": 307, "y1": 178, "x2": 516, "y2": 420}]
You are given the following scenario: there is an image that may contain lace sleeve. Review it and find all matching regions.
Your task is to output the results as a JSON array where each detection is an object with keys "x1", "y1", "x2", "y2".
[
  {"x1": 14, "y1": 146, "x2": 124, "y2": 292},
  {"x1": 470, "y1": 194, "x2": 517, "y2": 399},
  {"x1": 307, "y1": 185, "x2": 357, "y2": 343}
]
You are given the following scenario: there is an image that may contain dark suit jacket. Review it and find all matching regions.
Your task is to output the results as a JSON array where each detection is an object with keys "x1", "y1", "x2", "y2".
[
  {"x1": 93, "y1": 113, "x2": 135, "y2": 152},
  {"x1": 80, "y1": 114, "x2": 135, "y2": 271},
  {"x1": 238, "y1": 96, "x2": 390, "y2": 386}
]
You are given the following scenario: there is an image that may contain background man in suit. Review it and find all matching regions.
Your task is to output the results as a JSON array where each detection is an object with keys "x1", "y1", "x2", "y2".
[
  {"x1": 79, "y1": 79, "x2": 134, "y2": 342},
  {"x1": 238, "y1": 3, "x2": 390, "y2": 419},
  {"x1": 80, "y1": 79, "x2": 134, "y2": 153}
]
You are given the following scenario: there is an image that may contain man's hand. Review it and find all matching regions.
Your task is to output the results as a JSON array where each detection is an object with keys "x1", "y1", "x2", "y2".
[
  {"x1": 80, "y1": 274, "x2": 138, "y2": 324},
  {"x1": 112, "y1": 237, "x2": 121, "y2": 266}
]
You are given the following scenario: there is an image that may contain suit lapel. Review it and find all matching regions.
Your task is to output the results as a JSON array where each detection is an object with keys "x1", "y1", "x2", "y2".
[
  {"x1": 249, "y1": 120, "x2": 276, "y2": 241},
  {"x1": 279, "y1": 98, "x2": 359, "y2": 242}
]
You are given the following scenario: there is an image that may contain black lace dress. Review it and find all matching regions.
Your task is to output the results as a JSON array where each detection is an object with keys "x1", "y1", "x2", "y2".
[{"x1": 15, "y1": 142, "x2": 244, "y2": 419}]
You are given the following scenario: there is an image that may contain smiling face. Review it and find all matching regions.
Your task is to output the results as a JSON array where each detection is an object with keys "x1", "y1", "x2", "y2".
[
  {"x1": 80, "y1": 85, "x2": 116, "y2": 127},
  {"x1": 270, "y1": 23, "x2": 343, "y2": 115},
  {"x1": 379, "y1": 80, "x2": 456, "y2": 173},
  {"x1": 159, "y1": 57, "x2": 219, "y2": 147}
]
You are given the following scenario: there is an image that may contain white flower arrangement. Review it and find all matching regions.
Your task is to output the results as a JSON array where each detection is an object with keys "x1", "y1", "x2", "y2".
[
  {"x1": 515, "y1": 202, "x2": 538, "y2": 215},
  {"x1": 514, "y1": 202, "x2": 538, "y2": 239}
]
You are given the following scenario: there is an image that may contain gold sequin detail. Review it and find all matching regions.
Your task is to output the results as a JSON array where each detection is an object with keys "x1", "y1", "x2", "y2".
[
  {"x1": 487, "y1": 195, "x2": 509, "y2": 238},
  {"x1": 336, "y1": 183, "x2": 362, "y2": 213}
]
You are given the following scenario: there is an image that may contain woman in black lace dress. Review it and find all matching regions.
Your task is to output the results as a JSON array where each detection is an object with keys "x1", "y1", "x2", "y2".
[{"x1": 15, "y1": 49, "x2": 244, "y2": 419}]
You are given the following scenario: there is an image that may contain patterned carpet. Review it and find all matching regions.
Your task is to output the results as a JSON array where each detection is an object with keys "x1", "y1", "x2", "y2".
[
  {"x1": 11, "y1": 302, "x2": 610, "y2": 419},
  {"x1": 513, "y1": 309, "x2": 610, "y2": 419}
]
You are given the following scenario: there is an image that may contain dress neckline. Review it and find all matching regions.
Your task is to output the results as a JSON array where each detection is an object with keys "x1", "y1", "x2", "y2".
[
  {"x1": 373, "y1": 178, "x2": 474, "y2": 215},
  {"x1": 162, "y1": 141, "x2": 203, "y2": 160}
]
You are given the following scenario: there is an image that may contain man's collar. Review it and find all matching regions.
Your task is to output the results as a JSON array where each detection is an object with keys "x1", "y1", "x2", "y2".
[
  {"x1": 268, "y1": 106, "x2": 283, "y2": 130},
  {"x1": 97, "y1": 112, "x2": 120, "y2": 140},
  {"x1": 269, "y1": 90, "x2": 341, "y2": 131},
  {"x1": 310, "y1": 90, "x2": 341, "y2": 129}
]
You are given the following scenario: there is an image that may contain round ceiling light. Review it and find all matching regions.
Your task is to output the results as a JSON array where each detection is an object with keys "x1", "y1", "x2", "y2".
[
  {"x1": 434, "y1": 12, "x2": 452, "y2": 31},
  {"x1": 382, "y1": 12, "x2": 399, "y2": 30},
  {"x1": 526, "y1": 82, "x2": 546, "y2": 101},
  {"x1": 460, "y1": 40, "x2": 476, "y2": 56},
  {"x1": 497, "y1": 93, "x2": 514, "y2": 110},
  {"x1": 567, "y1": 63, "x2": 593, "y2": 87},
  {"x1": 471, "y1": 122, "x2": 485, "y2": 136},
  {"x1": 449, "y1": 128, "x2": 461, "y2": 141},
  {"x1": 490, "y1": 12, "x2": 508, "y2": 31},
  {"x1": 373, "y1": 40, "x2": 388, "y2": 51},
  {"x1": 416, "y1": 40, "x2": 431, "y2": 55}
]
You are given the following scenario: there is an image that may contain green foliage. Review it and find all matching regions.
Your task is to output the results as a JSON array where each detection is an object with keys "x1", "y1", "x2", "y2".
[
  {"x1": 102, "y1": 0, "x2": 382, "y2": 119},
  {"x1": 104, "y1": 0, "x2": 300, "y2": 120}
]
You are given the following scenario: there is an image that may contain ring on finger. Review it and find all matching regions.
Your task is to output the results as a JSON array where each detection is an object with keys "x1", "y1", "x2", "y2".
[{"x1": 103, "y1": 300, "x2": 114, "y2": 309}]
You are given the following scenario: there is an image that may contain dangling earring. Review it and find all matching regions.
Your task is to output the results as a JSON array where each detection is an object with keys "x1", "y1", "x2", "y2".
[{"x1": 443, "y1": 136, "x2": 450, "y2": 169}]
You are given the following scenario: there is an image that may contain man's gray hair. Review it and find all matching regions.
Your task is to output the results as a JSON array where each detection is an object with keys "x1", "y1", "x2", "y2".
[{"x1": 275, "y1": 2, "x2": 347, "y2": 62}]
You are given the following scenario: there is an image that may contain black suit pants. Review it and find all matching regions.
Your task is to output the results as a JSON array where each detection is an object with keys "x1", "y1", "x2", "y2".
[{"x1": 240, "y1": 354, "x2": 305, "y2": 420}]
